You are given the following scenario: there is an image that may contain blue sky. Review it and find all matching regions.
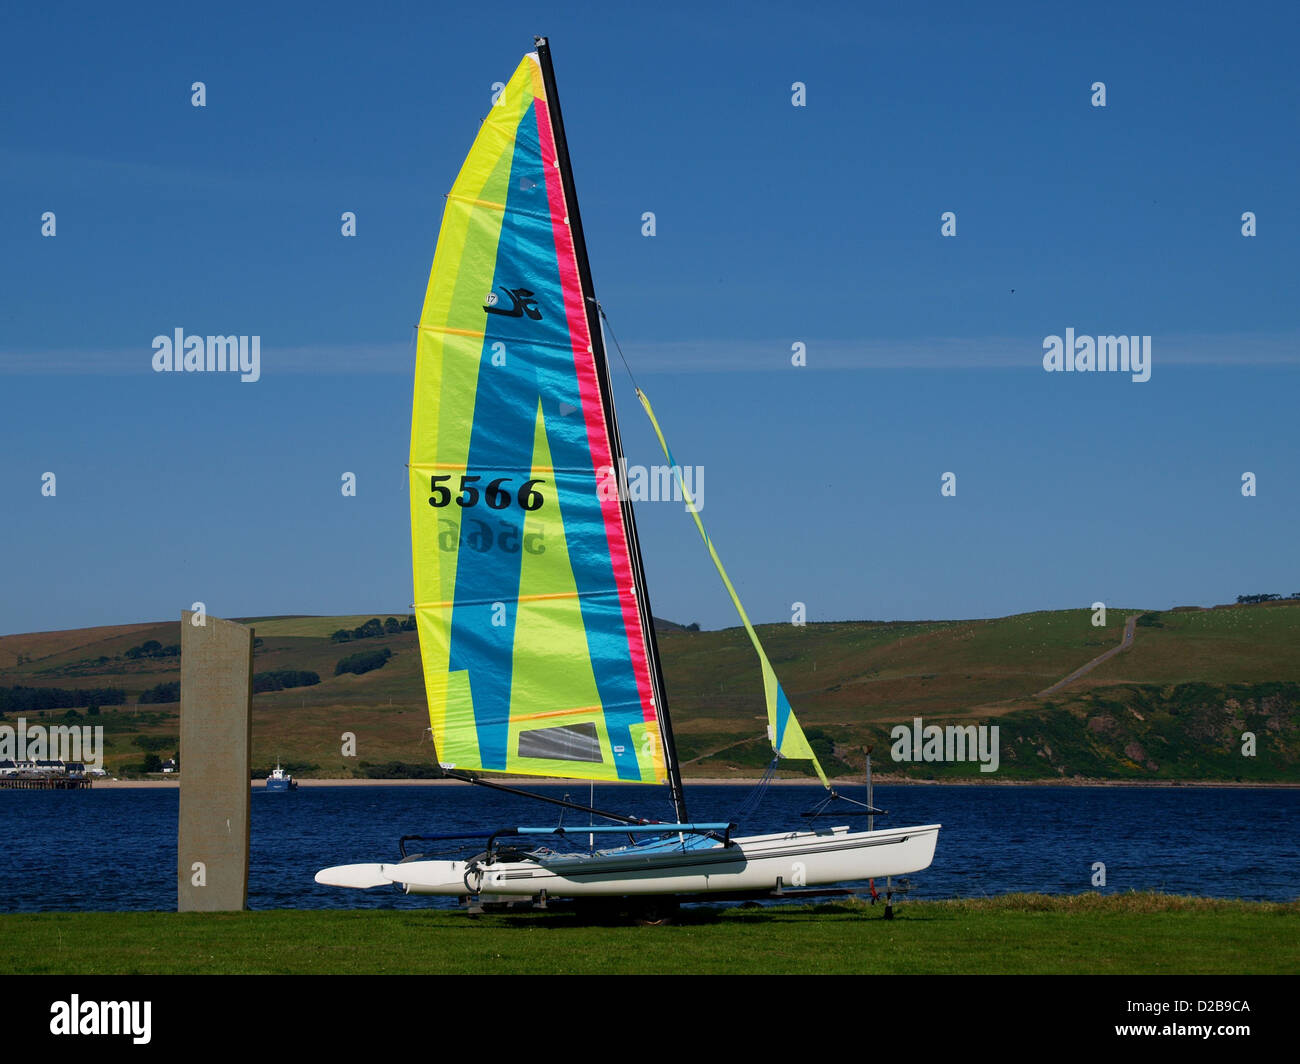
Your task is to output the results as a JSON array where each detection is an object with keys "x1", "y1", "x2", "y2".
[{"x1": 2, "y1": 0, "x2": 1297, "y2": 635}]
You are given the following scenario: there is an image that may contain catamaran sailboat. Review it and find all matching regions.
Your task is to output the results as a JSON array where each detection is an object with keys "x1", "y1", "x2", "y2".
[{"x1": 316, "y1": 38, "x2": 939, "y2": 905}]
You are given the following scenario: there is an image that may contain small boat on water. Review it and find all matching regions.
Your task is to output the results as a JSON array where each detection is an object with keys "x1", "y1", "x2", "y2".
[{"x1": 265, "y1": 762, "x2": 297, "y2": 792}]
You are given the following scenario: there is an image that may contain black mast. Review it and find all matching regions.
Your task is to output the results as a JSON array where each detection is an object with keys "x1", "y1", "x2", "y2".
[{"x1": 533, "y1": 36, "x2": 688, "y2": 824}]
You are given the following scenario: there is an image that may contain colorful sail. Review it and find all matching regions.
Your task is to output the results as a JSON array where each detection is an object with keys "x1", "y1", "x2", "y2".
[
  {"x1": 635, "y1": 389, "x2": 829, "y2": 786},
  {"x1": 410, "y1": 51, "x2": 668, "y2": 785}
]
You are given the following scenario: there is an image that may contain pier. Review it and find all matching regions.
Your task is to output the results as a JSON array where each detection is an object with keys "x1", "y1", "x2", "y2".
[{"x1": 0, "y1": 776, "x2": 93, "y2": 790}]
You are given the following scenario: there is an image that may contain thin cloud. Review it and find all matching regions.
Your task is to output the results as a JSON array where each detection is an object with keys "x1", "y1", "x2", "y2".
[
  {"x1": 624, "y1": 332, "x2": 1300, "y2": 372},
  {"x1": 0, "y1": 341, "x2": 413, "y2": 375},
  {"x1": 2, "y1": 331, "x2": 1296, "y2": 376}
]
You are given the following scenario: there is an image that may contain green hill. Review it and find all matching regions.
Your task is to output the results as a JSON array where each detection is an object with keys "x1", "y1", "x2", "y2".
[{"x1": 1, "y1": 603, "x2": 1296, "y2": 781}]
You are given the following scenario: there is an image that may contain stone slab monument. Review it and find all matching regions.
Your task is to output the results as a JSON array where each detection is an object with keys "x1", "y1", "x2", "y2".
[{"x1": 178, "y1": 610, "x2": 253, "y2": 911}]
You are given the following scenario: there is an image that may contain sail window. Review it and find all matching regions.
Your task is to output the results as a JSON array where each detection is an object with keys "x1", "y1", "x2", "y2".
[{"x1": 517, "y1": 723, "x2": 602, "y2": 763}]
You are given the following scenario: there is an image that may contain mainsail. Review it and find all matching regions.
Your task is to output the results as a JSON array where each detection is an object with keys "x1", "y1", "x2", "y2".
[{"x1": 410, "y1": 44, "x2": 680, "y2": 799}]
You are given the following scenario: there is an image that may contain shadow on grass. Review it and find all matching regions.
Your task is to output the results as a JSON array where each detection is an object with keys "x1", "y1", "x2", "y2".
[
  {"x1": 467, "y1": 897, "x2": 921, "y2": 928},
  {"x1": 397, "y1": 891, "x2": 1273, "y2": 928}
]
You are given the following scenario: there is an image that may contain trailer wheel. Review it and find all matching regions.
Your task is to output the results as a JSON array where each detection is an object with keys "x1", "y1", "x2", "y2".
[{"x1": 632, "y1": 899, "x2": 679, "y2": 926}]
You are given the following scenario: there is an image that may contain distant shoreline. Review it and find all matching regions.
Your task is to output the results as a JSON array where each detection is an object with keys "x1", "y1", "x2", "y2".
[{"x1": 91, "y1": 776, "x2": 1300, "y2": 790}]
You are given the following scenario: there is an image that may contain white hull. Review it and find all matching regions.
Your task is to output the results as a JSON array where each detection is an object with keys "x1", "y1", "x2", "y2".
[{"x1": 316, "y1": 823, "x2": 939, "y2": 898}]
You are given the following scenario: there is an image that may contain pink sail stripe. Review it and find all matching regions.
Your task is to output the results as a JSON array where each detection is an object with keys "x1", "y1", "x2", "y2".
[{"x1": 532, "y1": 95, "x2": 656, "y2": 727}]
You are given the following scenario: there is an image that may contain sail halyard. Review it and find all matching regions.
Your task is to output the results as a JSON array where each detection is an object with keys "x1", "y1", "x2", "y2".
[{"x1": 409, "y1": 41, "x2": 685, "y2": 817}]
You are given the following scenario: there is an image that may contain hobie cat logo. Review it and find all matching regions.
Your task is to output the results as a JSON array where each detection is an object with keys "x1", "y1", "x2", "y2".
[
  {"x1": 1042, "y1": 329, "x2": 1151, "y2": 382},
  {"x1": 484, "y1": 286, "x2": 542, "y2": 320},
  {"x1": 890, "y1": 717, "x2": 1000, "y2": 773},
  {"x1": 151, "y1": 328, "x2": 261, "y2": 382}
]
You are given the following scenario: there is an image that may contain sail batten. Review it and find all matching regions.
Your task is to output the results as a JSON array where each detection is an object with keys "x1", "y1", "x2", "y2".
[
  {"x1": 410, "y1": 49, "x2": 669, "y2": 788},
  {"x1": 416, "y1": 588, "x2": 633, "y2": 610}
]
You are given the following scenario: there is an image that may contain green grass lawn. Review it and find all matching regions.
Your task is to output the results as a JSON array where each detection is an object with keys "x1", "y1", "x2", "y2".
[{"x1": 2, "y1": 894, "x2": 1294, "y2": 975}]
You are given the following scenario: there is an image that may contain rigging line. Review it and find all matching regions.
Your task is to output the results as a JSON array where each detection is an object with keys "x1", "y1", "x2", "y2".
[
  {"x1": 732, "y1": 758, "x2": 780, "y2": 823},
  {"x1": 594, "y1": 301, "x2": 643, "y2": 395}
]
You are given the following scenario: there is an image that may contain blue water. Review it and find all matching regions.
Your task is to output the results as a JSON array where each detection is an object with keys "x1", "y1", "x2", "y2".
[{"x1": 0, "y1": 784, "x2": 1295, "y2": 911}]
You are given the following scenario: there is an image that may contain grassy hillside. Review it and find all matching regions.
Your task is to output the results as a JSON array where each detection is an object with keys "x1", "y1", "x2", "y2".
[
  {"x1": 1081, "y1": 605, "x2": 1300, "y2": 686},
  {"x1": 1, "y1": 602, "x2": 1297, "y2": 781}
]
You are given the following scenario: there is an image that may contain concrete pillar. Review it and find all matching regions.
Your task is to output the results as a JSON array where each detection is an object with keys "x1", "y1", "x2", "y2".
[{"x1": 178, "y1": 611, "x2": 253, "y2": 911}]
